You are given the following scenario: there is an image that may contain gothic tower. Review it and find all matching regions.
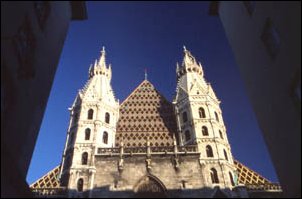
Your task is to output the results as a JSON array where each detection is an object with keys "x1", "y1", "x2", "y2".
[
  {"x1": 59, "y1": 47, "x2": 119, "y2": 196},
  {"x1": 173, "y1": 47, "x2": 237, "y2": 190}
]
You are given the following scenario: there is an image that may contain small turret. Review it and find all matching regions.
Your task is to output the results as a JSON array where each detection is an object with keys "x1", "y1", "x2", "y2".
[
  {"x1": 177, "y1": 46, "x2": 203, "y2": 79},
  {"x1": 89, "y1": 46, "x2": 112, "y2": 79}
]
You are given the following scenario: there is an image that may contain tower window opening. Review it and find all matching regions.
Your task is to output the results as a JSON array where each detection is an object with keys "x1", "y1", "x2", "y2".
[
  {"x1": 77, "y1": 178, "x2": 83, "y2": 192},
  {"x1": 210, "y1": 168, "x2": 219, "y2": 184},
  {"x1": 88, "y1": 109, "x2": 93, "y2": 120},
  {"x1": 81, "y1": 152, "x2": 88, "y2": 165},
  {"x1": 85, "y1": 128, "x2": 91, "y2": 140},
  {"x1": 206, "y1": 145, "x2": 214, "y2": 157},
  {"x1": 224, "y1": 149, "x2": 228, "y2": 161},
  {"x1": 103, "y1": 131, "x2": 108, "y2": 144},
  {"x1": 105, "y1": 112, "x2": 110, "y2": 124},
  {"x1": 229, "y1": 172, "x2": 235, "y2": 186},
  {"x1": 199, "y1": 107, "x2": 206, "y2": 118},
  {"x1": 202, "y1": 126, "x2": 209, "y2": 136},
  {"x1": 219, "y1": 130, "x2": 223, "y2": 139},
  {"x1": 215, "y1": 111, "x2": 219, "y2": 122}
]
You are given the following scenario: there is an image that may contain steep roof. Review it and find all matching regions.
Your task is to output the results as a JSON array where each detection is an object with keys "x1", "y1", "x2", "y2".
[{"x1": 115, "y1": 80, "x2": 177, "y2": 147}]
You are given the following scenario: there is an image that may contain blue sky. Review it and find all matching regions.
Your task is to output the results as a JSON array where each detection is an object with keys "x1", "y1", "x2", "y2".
[{"x1": 27, "y1": 2, "x2": 278, "y2": 184}]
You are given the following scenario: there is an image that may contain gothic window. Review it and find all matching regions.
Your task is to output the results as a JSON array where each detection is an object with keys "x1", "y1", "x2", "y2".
[
  {"x1": 224, "y1": 149, "x2": 228, "y2": 161},
  {"x1": 88, "y1": 109, "x2": 93, "y2": 120},
  {"x1": 206, "y1": 145, "x2": 214, "y2": 157},
  {"x1": 105, "y1": 112, "x2": 110, "y2": 124},
  {"x1": 81, "y1": 152, "x2": 88, "y2": 165},
  {"x1": 77, "y1": 178, "x2": 83, "y2": 192},
  {"x1": 199, "y1": 107, "x2": 206, "y2": 118},
  {"x1": 103, "y1": 131, "x2": 108, "y2": 144},
  {"x1": 214, "y1": 111, "x2": 219, "y2": 122},
  {"x1": 85, "y1": 128, "x2": 91, "y2": 140},
  {"x1": 219, "y1": 130, "x2": 223, "y2": 139},
  {"x1": 202, "y1": 126, "x2": 209, "y2": 136},
  {"x1": 182, "y1": 111, "x2": 188, "y2": 123},
  {"x1": 210, "y1": 168, "x2": 219, "y2": 184},
  {"x1": 185, "y1": 130, "x2": 191, "y2": 142},
  {"x1": 229, "y1": 172, "x2": 235, "y2": 186}
]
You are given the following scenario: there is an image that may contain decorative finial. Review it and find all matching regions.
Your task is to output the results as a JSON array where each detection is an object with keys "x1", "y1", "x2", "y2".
[
  {"x1": 183, "y1": 45, "x2": 187, "y2": 51},
  {"x1": 101, "y1": 46, "x2": 105, "y2": 53},
  {"x1": 144, "y1": 68, "x2": 148, "y2": 81}
]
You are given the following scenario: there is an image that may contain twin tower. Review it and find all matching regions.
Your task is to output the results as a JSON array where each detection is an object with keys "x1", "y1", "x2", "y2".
[{"x1": 59, "y1": 46, "x2": 242, "y2": 197}]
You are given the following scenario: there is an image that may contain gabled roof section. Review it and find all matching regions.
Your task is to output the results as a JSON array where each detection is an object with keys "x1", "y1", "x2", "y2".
[
  {"x1": 116, "y1": 80, "x2": 177, "y2": 147},
  {"x1": 30, "y1": 165, "x2": 61, "y2": 189}
]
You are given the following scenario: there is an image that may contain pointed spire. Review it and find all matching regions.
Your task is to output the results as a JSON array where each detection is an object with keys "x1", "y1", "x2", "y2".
[
  {"x1": 183, "y1": 45, "x2": 187, "y2": 52},
  {"x1": 144, "y1": 68, "x2": 148, "y2": 81},
  {"x1": 99, "y1": 46, "x2": 106, "y2": 68},
  {"x1": 182, "y1": 46, "x2": 197, "y2": 67}
]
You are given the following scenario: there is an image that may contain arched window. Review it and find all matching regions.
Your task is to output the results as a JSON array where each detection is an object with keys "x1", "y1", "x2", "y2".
[
  {"x1": 206, "y1": 145, "x2": 213, "y2": 157},
  {"x1": 81, "y1": 152, "x2": 88, "y2": 165},
  {"x1": 224, "y1": 149, "x2": 228, "y2": 161},
  {"x1": 77, "y1": 178, "x2": 83, "y2": 192},
  {"x1": 87, "y1": 109, "x2": 93, "y2": 120},
  {"x1": 202, "y1": 126, "x2": 209, "y2": 136},
  {"x1": 199, "y1": 107, "x2": 206, "y2": 118},
  {"x1": 229, "y1": 172, "x2": 235, "y2": 186},
  {"x1": 103, "y1": 131, "x2": 108, "y2": 144},
  {"x1": 215, "y1": 111, "x2": 219, "y2": 122},
  {"x1": 219, "y1": 130, "x2": 223, "y2": 139},
  {"x1": 105, "y1": 112, "x2": 110, "y2": 124},
  {"x1": 210, "y1": 168, "x2": 219, "y2": 184},
  {"x1": 85, "y1": 128, "x2": 91, "y2": 140},
  {"x1": 185, "y1": 130, "x2": 191, "y2": 142},
  {"x1": 182, "y1": 111, "x2": 188, "y2": 123}
]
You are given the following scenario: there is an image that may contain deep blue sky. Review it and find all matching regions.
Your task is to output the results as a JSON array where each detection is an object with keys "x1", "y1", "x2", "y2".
[{"x1": 27, "y1": 2, "x2": 278, "y2": 184}]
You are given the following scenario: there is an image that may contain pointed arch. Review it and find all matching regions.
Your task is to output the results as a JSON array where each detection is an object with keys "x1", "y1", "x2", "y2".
[
  {"x1": 88, "y1": 109, "x2": 93, "y2": 120},
  {"x1": 133, "y1": 175, "x2": 167, "y2": 198},
  {"x1": 202, "y1": 126, "x2": 208, "y2": 136},
  {"x1": 77, "y1": 178, "x2": 83, "y2": 192},
  {"x1": 206, "y1": 145, "x2": 213, "y2": 157},
  {"x1": 229, "y1": 172, "x2": 235, "y2": 186},
  {"x1": 210, "y1": 168, "x2": 219, "y2": 184},
  {"x1": 199, "y1": 107, "x2": 206, "y2": 118},
  {"x1": 105, "y1": 112, "x2": 110, "y2": 124},
  {"x1": 103, "y1": 131, "x2": 108, "y2": 144},
  {"x1": 81, "y1": 152, "x2": 88, "y2": 165},
  {"x1": 85, "y1": 128, "x2": 91, "y2": 140},
  {"x1": 214, "y1": 111, "x2": 219, "y2": 122},
  {"x1": 223, "y1": 149, "x2": 228, "y2": 161},
  {"x1": 219, "y1": 130, "x2": 223, "y2": 139}
]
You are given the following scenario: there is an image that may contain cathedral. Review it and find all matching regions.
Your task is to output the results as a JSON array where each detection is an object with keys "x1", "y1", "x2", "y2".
[{"x1": 30, "y1": 47, "x2": 282, "y2": 198}]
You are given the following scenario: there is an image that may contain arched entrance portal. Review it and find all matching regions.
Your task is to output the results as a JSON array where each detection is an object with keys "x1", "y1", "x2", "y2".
[{"x1": 134, "y1": 175, "x2": 167, "y2": 198}]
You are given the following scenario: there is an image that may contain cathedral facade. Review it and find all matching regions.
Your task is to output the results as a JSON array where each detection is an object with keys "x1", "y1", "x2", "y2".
[{"x1": 31, "y1": 47, "x2": 282, "y2": 198}]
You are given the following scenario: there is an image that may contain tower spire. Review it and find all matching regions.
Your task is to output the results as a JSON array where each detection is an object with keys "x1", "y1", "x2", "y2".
[
  {"x1": 99, "y1": 46, "x2": 106, "y2": 68},
  {"x1": 144, "y1": 68, "x2": 148, "y2": 81}
]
